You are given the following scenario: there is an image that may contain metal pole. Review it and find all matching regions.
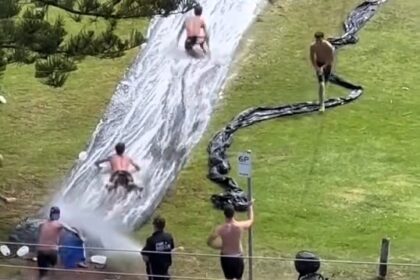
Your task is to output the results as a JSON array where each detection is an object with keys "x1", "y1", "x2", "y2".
[{"x1": 247, "y1": 150, "x2": 253, "y2": 280}]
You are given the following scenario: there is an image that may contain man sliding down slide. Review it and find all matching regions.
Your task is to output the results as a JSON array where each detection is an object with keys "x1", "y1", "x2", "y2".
[
  {"x1": 95, "y1": 142, "x2": 141, "y2": 192},
  {"x1": 177, "y1": 5, "x2": 210, "y2": 57},
  {"x1": 309, "y1": 31, "x2": 335, "y2": 112}
]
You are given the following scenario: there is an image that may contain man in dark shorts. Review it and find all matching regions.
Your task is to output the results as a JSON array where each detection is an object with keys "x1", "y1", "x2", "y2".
[
  {"x1": 141, "y1": 216, "x2": 175, "y2": 280},
  {"x1": 178, "y1": 5, "x2": 209, "y2": 55},
  {"x1": 207, "y1": 201, "x2": 255, "y2": 280},
  {"x1": 309, "y1": 31, "x2": 335, "y2": 112},
  {"x1": 37, "y1": 206, "x2": 78, "y2": 279}
]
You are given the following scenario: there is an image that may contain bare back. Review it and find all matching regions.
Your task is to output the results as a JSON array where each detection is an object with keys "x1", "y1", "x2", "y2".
[
  {"x1": 110, "y1": 155, "x2": 131, "y2": 172},
  {"x1": 185, "y1": 16, "x2": 205, "y2": 37},
  {"x1": 217, "y1": 221, "x2": 244, "y2": 255},
  {"x1": 310, "y1": 40, "x2": 334, "y2": 64},
  {"x1": 38, "y1": 221, "x2": 63, "y2": 252}
]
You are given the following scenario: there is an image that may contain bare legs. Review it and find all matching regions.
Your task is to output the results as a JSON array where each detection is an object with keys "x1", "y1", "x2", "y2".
[
  {"x1": 316, "y1": 66, "x2": 327, "y2": 112},
  {"x1": 318, "y1": 81, "x2": 325, "y2": 112}
]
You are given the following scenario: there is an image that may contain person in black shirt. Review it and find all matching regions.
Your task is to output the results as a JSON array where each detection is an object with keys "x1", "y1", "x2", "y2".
[{"x1": 141, "y1": 216, "x2": 175, "y2": 280}]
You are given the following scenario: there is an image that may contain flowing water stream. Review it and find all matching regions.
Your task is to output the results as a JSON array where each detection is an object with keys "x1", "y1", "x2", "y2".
[{"x1": 50, "y1": 0, "x2": 266, "y2": 235}]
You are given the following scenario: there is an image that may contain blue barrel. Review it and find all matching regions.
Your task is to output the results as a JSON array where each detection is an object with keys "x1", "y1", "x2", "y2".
[{"x1": 59, "y1": 230, "x2": 85, "y2": 269}]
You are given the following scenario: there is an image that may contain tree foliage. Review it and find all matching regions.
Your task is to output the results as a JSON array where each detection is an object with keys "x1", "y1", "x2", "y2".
[{"x1": 0, "y1": 0, "x2": 197, "y2": 87}]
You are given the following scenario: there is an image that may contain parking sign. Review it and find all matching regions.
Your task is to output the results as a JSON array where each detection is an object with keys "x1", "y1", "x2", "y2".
[{"x1": 238, "y1": 152, "x2": 252, "y2": 177}]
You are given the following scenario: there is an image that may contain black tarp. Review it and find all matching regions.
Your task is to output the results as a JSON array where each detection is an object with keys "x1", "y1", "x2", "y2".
[{"x1": 208, "y1": 0, "x2": 387, "y2": 212}]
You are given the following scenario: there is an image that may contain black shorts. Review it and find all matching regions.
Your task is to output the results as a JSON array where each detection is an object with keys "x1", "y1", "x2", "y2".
[
  {"x1": 184, "y1": 36, "x2": 205, "y2": 51},
  {"x1": 146, "y1": 262, "x2": 170, "y2": 280},
  {"x1": 220, "y1": 255, "x2": 244, "y2": 279},
  {"x1": 185, "y1": 36, "x2": 197, "y2": 50},
  {"x1": 110, "y1": 171, "x2": 134, "y2": 184},
  {"x1": 316, "y1": 61, "x2": 332, "y2": 83},
  {"x1": 37, "y1": 250, "x2": 58, "y2": 277}
]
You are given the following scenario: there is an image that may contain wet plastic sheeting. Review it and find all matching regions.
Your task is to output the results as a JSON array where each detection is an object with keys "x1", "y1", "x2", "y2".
[
  {"x1": 11, "y1": 0, "x2": 267, "y2": 243},
  {"x1": 209, "y1": 0, "x2": 387, "y2": 211},
  {"x1": 35, "y1": 0, "x2": 266, "y2": 230}
]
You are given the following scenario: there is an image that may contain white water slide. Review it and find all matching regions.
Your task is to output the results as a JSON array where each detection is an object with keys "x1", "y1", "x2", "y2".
[{"x1": 52, "y1": 0, "x2": 265, "y2": 232}]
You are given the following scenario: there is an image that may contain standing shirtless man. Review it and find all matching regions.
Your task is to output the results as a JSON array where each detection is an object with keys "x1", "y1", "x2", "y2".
[
  {"x1": 207, "y1": 202, "x2": 255, "y2": 280},
  {"x1": 37, "y1": 207, "x2": 79, "y2": 279},
  {"x1": 309, "y1": 31, "x2": 335, "y2": 112}
]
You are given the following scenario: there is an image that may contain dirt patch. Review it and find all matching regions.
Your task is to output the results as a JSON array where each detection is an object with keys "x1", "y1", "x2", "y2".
[
  {"x1": 376, "y1": 174, "x2": 419, "y2": 196},
  {"x1": 338, "y1": 188, "x2": 366, "y2": 203},
  {"x1": 331, "y1": 188, "x2": 367, "y2": 209}
]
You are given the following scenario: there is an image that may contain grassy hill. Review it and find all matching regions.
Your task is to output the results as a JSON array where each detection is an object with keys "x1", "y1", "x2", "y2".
[{"x1": 0, "y1": 7, "x2": 147, "y2": 238}]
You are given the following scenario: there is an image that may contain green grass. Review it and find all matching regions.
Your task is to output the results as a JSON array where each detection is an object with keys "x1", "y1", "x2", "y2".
[
  {"x1": 136, "y1": 0, "x2": 420, "y2": 279},
  {"x1": 0, "y1": 7, "x2": 147, "y2": 237}
]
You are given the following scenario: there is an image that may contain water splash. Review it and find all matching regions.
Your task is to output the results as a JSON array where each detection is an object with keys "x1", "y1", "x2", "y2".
[{"x1": 55, "y1": 202, "x2": 142, "y2": 257}]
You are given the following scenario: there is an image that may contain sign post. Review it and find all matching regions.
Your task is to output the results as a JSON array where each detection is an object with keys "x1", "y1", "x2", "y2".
[{"x1": 238, "y1": 150, "x2": 253, "y2": 280}]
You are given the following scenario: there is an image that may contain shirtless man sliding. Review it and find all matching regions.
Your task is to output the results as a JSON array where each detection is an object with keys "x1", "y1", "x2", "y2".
[
  {"x1": 37, "y1": 207, "x2": 79, "y2": 279},
  {"x1": 178, "y1": 5, "x2": 210, "y2": 55},
  {"x1": 95, "y1": 142, "x2": 140, "y2": 190},
  {"x1": 207, "y1": 201, "x2": 255, "y2": 280},
  {"x1": 309, "y1": 31, "x2": 335, "y2": 112}
]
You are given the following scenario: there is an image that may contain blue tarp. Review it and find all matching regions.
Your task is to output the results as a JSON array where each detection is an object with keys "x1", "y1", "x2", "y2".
[{"x1": 58, "y1": 230, "x2": 86, "y2": 269}]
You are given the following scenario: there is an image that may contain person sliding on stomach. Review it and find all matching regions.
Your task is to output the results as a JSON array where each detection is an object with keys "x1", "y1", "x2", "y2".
[
  {"x1": 309, "y1": 31, "x2": 335, "y2": 112},
  {"x1": 178, "y1": 5, "x2": 210, "y2": 55},
  {"x1": 95, "y1": 142, "x2": 140, "y2": 191}
]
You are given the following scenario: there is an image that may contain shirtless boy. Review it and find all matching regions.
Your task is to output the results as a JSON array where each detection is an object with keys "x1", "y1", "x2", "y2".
[
  {"x1": 309, "y1": 31, "x2": 335, "y2": 112},
  {"x1": 95, "y1": 142, "x2": 140, "y2": 190},
  {"x1": 178, "y1": 5, "x2": 210, "y2": 55},
  {"x1": 207, "y1": 202, "x2": 255, "y2": 280}
]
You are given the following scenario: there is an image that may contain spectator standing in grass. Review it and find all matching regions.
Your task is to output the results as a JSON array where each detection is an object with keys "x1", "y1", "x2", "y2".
[
  {"x1": 207, "y1": 201, "x2": 255, "y2": 280},
  {"x1": 309, "y1": 31, "x2": 335, "y2": 112},
  {"x1": 141, "y1": 216, "x2": 175, "y2": 280}
]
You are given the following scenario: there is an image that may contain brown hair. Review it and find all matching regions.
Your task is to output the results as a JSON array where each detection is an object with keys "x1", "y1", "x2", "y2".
[
  {"x1": 223, "y1": 205, "x2": 235, "y2": 219},
  {"x1": 153, "y1": 216, "x2": 166, "y2": 230},
  {"x1": 314, "y1": 31, "x2": 324, "y2": 39}
]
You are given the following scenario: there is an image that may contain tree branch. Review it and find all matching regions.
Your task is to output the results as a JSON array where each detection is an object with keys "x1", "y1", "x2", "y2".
[
  {"x1": 0, "y1": 44, "x2": 17, "y2": 49},
  {"x1": 0, "y1": 44, "x2": 67, "y2": 56},
  {"x1": 33, "y1": 0, "x2": 195, "y2": 19},
  {"x1": 0, "y1": 42, "x2": 139, "y2": 57}
]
